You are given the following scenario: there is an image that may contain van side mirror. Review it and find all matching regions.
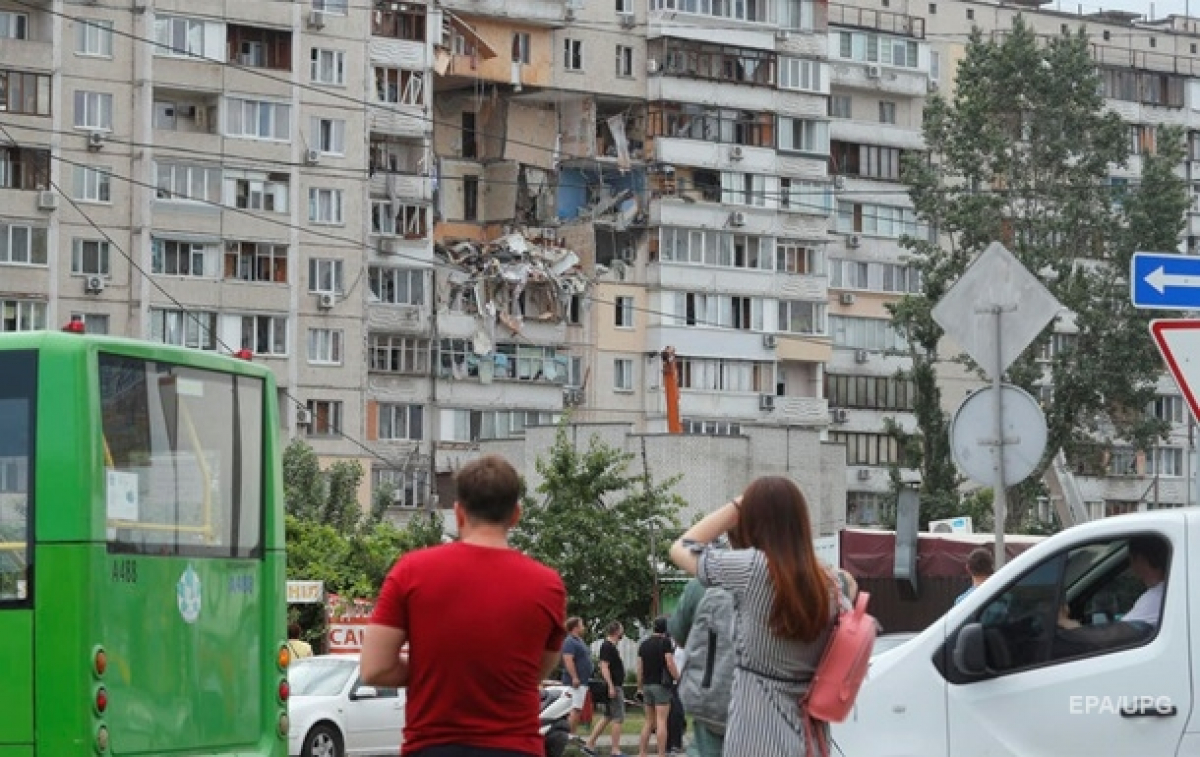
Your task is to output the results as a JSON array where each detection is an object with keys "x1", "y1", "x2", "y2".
[
  {"x1": 953, "y1": 623, "x2": 989, "y2": 677},
  {"x1": 353, "y1": 685, "x2": 379, "y2": 699}
]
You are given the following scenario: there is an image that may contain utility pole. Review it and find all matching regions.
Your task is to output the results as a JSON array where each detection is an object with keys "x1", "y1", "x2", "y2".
[
  {"x1": 427, "y1": 269, "x2": 439, "y2": 512},
  {"x1": 641, "y1": 436, "x2": 660, "y2": 618}
]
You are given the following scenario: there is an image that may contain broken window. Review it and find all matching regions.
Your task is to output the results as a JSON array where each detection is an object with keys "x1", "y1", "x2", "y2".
[
  {"x1": 463, "y1": 175, "x2": 479, "y2": 221},
  {"x1": 369, "y1": 266, "x2": 425, "y2": 305},
  {"x1": 511, "y1": 32, "x2": 530, "y2": 64},
  {"x1": 375, "y1": 66, "x2": 424, "y2": 105},
  {"x1": 372, "y1": 4, "x2": 426, "y2": 41},
  {"x1": 223, "y1": 241, "x2": 288, "y2": 283},
  {"x1": 372, "y1": 200, "x2": 429, "y2": 237}
]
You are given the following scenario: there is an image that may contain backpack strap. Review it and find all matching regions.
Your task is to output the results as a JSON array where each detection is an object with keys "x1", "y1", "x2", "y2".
[{"x1": 804, "y1": 713, "x2": 830, "y2": 757}]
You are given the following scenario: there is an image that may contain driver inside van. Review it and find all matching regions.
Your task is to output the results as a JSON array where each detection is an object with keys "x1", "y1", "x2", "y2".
[{"x1": 1058, "y1": 536, "x2": 1168, "y2": 631}]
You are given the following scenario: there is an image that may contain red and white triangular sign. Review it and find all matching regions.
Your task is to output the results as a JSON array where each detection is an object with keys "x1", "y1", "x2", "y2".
[{"x1": 1151, "y1": 320, "x2": 1200, "y2": 423}]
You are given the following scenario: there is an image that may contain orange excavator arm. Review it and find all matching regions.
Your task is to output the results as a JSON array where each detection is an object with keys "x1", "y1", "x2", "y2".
[{"x1": 661, "y1": 346, "x2": 682, "y2": 434}]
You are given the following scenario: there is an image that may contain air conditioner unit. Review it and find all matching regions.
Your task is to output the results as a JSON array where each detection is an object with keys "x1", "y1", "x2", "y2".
[
  {"x1": 307, "y1": 10, "x2": 326, "y2": 29},
  {"x1": 847, "y1": 233, "x2": 862, "y2": 248},
  {"x1": 37, "y1": 191, "x2": 59, "y2": 211},
  {"x1": 775, "y1": 29, "x2": 790, "y2": 41},
  {"x1": 563, "y1": 386, "x2": 584, "y2": 406},
  {"x1": 618, "y1": 12, "x2": 635, "y2": 28},
  {"x1": 834, "y1": 175, "x2": 846, "y2": 190},
  {"x1": 379, "y1": 238, "x2": 398, "y2": 254},
  {"x1": 296, "y1": 408, "x2": 313, "y2": 426},
  {"x1": 759, "y1": 394, "x2": 775, "y2": 411},
  {"x1": 87, "y1": 131, "x2": 105, "y2": 151},
  {"x1": 730, "y1": 145, "x2": 745, "y2": 161},
  {"x1": 866, "y1": 64, "x2": 882, "y2": 79},
  {"x1": 565, "y1": 7, "x2": 576, "y2": 21},
  {"x1": 927, "y1": 79, "x2": 940, "y2": 93},
  {"x1": 730, "y1": 211, "x2": 746, "y2": 227},
  {"x1": 305, "y1": 148, "x2": 321, "y2": 165},
  {"x1": 856, "y1": 468, "x2": 871, "y2": 481},
  {"x1": 840, "y1": 292, "x2": 856, "y2": 305},
  {"x1": 854, "y1": 348, "x2": 869, "y2": 364},
  {"x1": 929, "y1": 516, "x2": 974, "y2": 534},
  {"x1": 318, "y1": 293, "x2": 336, "y2": 309},
  {"x1": 832, "y1": 408, "x2": 849, "y2": 423},
  {"x1": 762, "y1": 333, "x2": 777, "y2": 348},
  {"x1": 85, "y1": 275, "x2": 105, "y2": 294},
  {"x1": 647, "y1": 58, "x2": 660, "y2": 74}
]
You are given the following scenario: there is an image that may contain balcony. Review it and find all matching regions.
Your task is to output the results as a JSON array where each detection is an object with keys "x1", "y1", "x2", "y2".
[
  {"x1": 828, "y1": 3, "x2": 923, "y2": 38},
  {"x1": 0, "y1": 147, "x2": 49, "y2": 192},
  {"x1": 0, "y1": 32, "x2": 51, "y2": 71},
  {"x1": 370, "y1": 172, "x2": 433, "y2": 203},
  {"x1": 437, "y1": 0, "x2": 566, "y2": 27},
  {"x1": 226, "y1": 24, "x2": 292, "y2": 71}
]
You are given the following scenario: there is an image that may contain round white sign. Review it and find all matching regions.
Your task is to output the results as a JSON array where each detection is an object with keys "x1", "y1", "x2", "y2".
[{"x1": 949, "y1": 384, "x2": 1048, "y2": 488}]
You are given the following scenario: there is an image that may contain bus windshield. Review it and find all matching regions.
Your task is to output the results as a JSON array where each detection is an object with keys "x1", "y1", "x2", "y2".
[
  {"x1": 99, "y1": 353, "x2": 264, "y2": 558},
  {"x1": 0, "y1": 350, "x2": 34, "y2": 602}
]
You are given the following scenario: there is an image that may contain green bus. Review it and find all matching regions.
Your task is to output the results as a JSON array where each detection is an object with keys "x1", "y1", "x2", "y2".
[{"x1": 0, "y1": 330, "x2": 288, "y2": 757}]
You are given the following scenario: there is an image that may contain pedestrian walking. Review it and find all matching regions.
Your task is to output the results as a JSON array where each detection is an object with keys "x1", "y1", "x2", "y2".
[
  {"x1": 562, "y1": 616, "x2": 595, "y2": 734},
  {"x1": 586, "y1": 621, "x2": 628, "y2": 756},
  {"x1": 636, "y1": 616, "x2": 679, "y2": 757}
]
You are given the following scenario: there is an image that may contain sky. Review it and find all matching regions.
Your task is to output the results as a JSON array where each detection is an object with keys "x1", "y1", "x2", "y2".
[{"x1": 1053, "y1": 0, "x2": 1192, "y2": 19}]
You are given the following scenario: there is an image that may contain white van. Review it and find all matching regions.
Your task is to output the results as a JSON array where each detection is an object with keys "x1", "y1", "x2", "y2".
[{"x1": 831, "y1": 509, "x2": 1200, "y2": 757}]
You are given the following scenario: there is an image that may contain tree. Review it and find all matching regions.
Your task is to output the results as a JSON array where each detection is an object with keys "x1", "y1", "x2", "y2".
[
  {"x1": 890, "y1": 19, "x2": 1189, "y2": 528},
  {"x1": 512, "y1": 423, "x2": 683, "y2": 633}
]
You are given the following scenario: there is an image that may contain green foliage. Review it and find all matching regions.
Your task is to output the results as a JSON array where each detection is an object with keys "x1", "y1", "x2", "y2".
[
  {"x1": 890, "y1": 19, "x2": 1188, "y2": 529},
  {"x1": 512, "y1": 422, "x2": 683, "y2": 634}
]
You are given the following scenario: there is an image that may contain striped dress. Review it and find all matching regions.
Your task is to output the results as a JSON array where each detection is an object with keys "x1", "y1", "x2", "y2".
[{"x1": 698, "y1": 548, "x2": 834, "y2": 756}]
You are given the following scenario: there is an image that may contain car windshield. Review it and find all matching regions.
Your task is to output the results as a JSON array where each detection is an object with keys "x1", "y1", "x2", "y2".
[{"x1": 289, "y1": 659, "x2": 357, "y2": 696}]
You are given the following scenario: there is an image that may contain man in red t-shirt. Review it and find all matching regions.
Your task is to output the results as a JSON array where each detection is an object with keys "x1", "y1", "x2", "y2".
[{"x1": 361, "y1": 455, "x2": 567, "y2": 757}]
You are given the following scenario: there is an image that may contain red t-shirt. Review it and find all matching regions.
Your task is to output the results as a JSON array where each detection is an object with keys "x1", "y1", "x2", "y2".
[{"x1": 371, "y1": 542, "x2": 567, "y2": 756}]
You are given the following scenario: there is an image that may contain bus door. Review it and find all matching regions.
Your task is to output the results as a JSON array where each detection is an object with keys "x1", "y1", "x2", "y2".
[{"x1": 0, "y1": 349, "x2": 37, "y2": 755}]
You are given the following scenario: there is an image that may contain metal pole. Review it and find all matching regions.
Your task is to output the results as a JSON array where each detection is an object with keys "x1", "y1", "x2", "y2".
[{"x1": 993, "y1": 307, "x2": 1007, "y2": 569}]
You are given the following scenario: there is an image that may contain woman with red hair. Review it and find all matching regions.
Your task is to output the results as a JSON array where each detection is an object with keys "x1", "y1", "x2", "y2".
[{"x1": 668, "y1": 476, "x2": 836, "y2": 755}]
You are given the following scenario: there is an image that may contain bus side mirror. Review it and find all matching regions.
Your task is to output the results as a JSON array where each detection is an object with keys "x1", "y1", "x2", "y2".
[{"x1": 953, "y1": 623, "x2": 988, "y2": 677}]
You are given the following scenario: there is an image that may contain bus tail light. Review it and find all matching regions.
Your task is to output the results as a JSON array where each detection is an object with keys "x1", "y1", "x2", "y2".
[
  {"x1": 95, "y1": 687, "x2": 108, "y2": 715},
  {"x1": 94, "y1": 648, "x2": 107, "y2": 678},
  {"x1": 278, "y1": 679, "x2": 290, "y2": 703},
  {"x1": 95, "y1": 725, "x2": 109, "y2": 753},
  {"x1": 278, "y1": 645, "x2": 290, "y2": 671},
  {"x1": 278, "y1": 713, "x2": 290, "y2": 737}
]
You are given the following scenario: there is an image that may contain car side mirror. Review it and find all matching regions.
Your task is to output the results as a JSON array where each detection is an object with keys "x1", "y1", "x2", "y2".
[
  {"x1": 353, "y1": 685, "x2": 379, "y2": 700},
  {"x1": 953, "y1": 623, "x2": 989, "y2": 677}
]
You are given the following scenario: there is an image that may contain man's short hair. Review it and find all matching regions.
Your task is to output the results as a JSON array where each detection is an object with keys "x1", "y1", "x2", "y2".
[
  {"x1": 1129, "y1": 536, "x2": 1170, "y2": 573},
  {"x1": 966, "y1": 547, "x2": 994, "y2": 578},
  {"x1": 566, "y1": 616, "x2": 584, "y2": 633},
  {"x1": 605, "y1": 620, "x2": 623, "y2": 636},
  {"x1": 454, "y1": 455, "x2": 522, "y2": 525},
  {"x1": 652, "y1": 615, "x2": 668, "y2": 634}
]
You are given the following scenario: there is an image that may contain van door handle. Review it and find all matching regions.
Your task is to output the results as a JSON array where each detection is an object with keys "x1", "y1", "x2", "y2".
[{"x1": 1120, "y1": 704, "x2": 1177, "y2": 718}]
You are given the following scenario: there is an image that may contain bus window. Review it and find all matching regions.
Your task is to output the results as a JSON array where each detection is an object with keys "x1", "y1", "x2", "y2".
[
  {"x1": 99, "y1": 354, "x2": 264, "y2": 558},
  {"x1": 0, "y1": 350, "x2": 34, "y2": 602}
]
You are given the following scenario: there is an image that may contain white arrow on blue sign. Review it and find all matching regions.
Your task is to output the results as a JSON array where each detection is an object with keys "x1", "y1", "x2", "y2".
[{"x1": 1131, "y1": 252, "x2": 1200, "y2": 309}]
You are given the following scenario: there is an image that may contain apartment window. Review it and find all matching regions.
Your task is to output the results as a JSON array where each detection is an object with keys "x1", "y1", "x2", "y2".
[
  {"x1": 462, "y1": 176, "x2": 479, "y2": 221},
  {"x1": 71, "y1": 239, "x2": 110, "y2": 277},
  {"x1": 313, "y1": 0, "x2": 348, "y2": 14},
  {"x1": 71, "y1": 313, "x2": 109, "y2": 334},
  {"x1": 370, "y1": 139, "x2": 423, "y2": 173},
  {"x1": 778, "y1": 300, "x2": 825, "y2": 335},
  {"x1": 1147, "y1": 448, "x2": 1184, "y2": 478},
  {"x1": 237, "y1": 314, "x2": 287, "y2": 355},
  {"x1": 831, "y1": 141, "x2": 902, "y2": 181},
  {"x1": 614, "y1": 358, "x2": 633, "y2": 391},
  {"x1": 777, "y1": 117, "x2": 829, "y2": 154},
  {"x1": 150, "y1": 308, "x2": 217, "y2": 349},
  {"x1": 563, "y1": 38, "x2": 584, "y2": 71},
  {"x1": 156, "y1": 162, "x2": 221, "y2": 203},
  {"x1": 682, "y1": 419, "x2": 741, "y2": 436},
  {"x1": 615, "y1": 296, "x2": 634, "y2": 327},
  {"x1": 237, "y1": 41, "x2": 267, "y2": 67},
  {"x1": 779, "y1": 57, "x2": 823, "y2": 92},
  {"x1": 966, "y1": 8, "x2": 974, "y2": 20},
  {"x1": 1129, "y1": 125, "x2": 1156, "y2": 156},
  {"x1": 674, "y1": 292, "x2": 763, "y2": 330},
  {"x1": 310, "y1": 48, "x2": 346, "y2": 85},
  {"x1": 616, "y1": 45, "x2": 634, "y2": 78},
  {"x1": 372, "y1": 3, "x2": 426, "y2": 40},
  {"x1": 307, "y1": 328, "x2": 343, "y2": 365},
  {"x1": 0, "y1": 148, "x2": 46, "y2": 193},
  {"x1": 829, "y1": 259, "x2": 921, "y2": 293},
  {"x1": 721, "y1": 172, "x2": 768, "y2": 207},
  {"x1": 227, "y1": 171, "x2": 290, "y2": 212},
  {"x1": 308, "y1": 188, "x2": 344, "y2": 224},
  {"x1": 837, "y1": 31, "x2": 919, "y2": 68},
  {"x1": 828, "y1": 94, "x2": 852, "y2": 119},
  {"x1": 371, "y1": 200, "x2": 428, "y2": 237},
  {"x1": 460, "y1": 112, "x2": 477, "y2": 159},
  {"x1": 0, "y1": 70, "x2": 51, "y2": 115},
  {"x1": 369, "y1": 266, "x2": 426, "y2": 305},
  {"x1": 369, "y1": 334, "x2": 430, "y2": 373},
  {"x1": 153, "y1": 15, "x2": 204, "y2": 57},
  {"x1": 879, "y1": 101, "x2": 896, "y2": 124},
  {"x1": 780, "y1": 179, "x2": 832, "y2": 214},
  {"x1": 676, "y1": 358, "x2": 774, "y2": 393},
  {"x1": 308, "y1": 259, "x2": 344, "y2": 294},
  {"x1": 0, "y1": 12, "x2": 27, "y2": 39},
  {"x1": 836, "y1": 201, "x2": 926, "y2": 239},
  {"x1": 309, "y1": 117, "x2": 346, "y2": 155},
  {"x1": 512, "y1": 32, "x2": 530, "y2": 64},
  {"x1": 1, "y1": 299, "x2": 46, "y2": 332},
  {"x1": 76, "y1": 20, "x2": 114, "y2": 57},
  {"x1": 73, "y1": 91, "x2": 113, "y2": 131},
  {"x1": 228, "y1": 24, "x2": 292, "y2": 70},
  {"x1": 223, "y1": 241, "x2": 288, "y2": 283},
  {"x1": 0, "y1": 223, "x2": 46, "y2": 266},
  {"x1": 826, "y1": 373, "x2": 916, "y2": 411},
  {"x1": 829, "y1": 315, "x2": 907, "y2": 351},
  {"x1": 658, "y1": 228, "x2": 771, "y2": 270},
  {"x1": 74, "y1": 166, "x2": 111, "y2": 203},
  {"x1": 152, "y1": 239, "x2": 216, "y2": 277},
  {"x1": 616, "y1": 0, "x2": 633, "y2": 11},
  {"x1": 776, "y1": 241, "x2": 822, "y2": 275},
  {"x1": 306, "y1": 400, "x2": 342, "y2": 436},
  {"x1": 374, "y1": 468, "x2": 429, "y2": 509},
  {"x1": 225, "y1": 98, "x2": 290, "y2": 140},
  {"x1": 378, "y1": 404, "x2": 424, "y2": 441},
  {"x1": 1107, "y1": 446, "x2": 1137, "y2": 476},
  {"x1": 830, "y1": 432, "x2": 902, "y2": 466},
  {"x1": 1148, "y1": 395, "x2": 1185, "y2": 424},
  {"x1": 375, "y1": 66, "x2": 424, "y2": 105}
]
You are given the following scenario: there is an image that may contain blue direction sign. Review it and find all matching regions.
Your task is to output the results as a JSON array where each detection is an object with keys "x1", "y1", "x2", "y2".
[{"x1": 1131, "y1": 252, "x2": 1200, "y2": 309}]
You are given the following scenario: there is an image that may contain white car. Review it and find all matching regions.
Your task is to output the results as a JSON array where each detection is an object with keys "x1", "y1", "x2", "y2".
[{"x1": 288, "y1": 655, "x2": 405, "y2": 757}]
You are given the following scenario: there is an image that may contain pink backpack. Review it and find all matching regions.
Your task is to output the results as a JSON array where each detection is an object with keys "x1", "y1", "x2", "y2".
[{"x1": 800, "y1": 590, "x2": 877, "y2": 757}]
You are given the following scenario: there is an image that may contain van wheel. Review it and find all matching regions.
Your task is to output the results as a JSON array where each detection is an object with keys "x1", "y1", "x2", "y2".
[{"x1": 302, "y1": 723, "x2": 344, "y2": 757}]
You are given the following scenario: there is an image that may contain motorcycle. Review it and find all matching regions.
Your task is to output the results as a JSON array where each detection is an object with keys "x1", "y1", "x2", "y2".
[{"x1": 538, "y1": 684, "x2": 575, "y2": 757}]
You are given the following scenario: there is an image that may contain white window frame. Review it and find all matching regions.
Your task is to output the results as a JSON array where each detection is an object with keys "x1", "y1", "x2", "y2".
[
  {"x1": 779, "y1": 57, "x2": 824, "y2": 93},
  {"x1": 310, "y1": 48, "x2": 347, "y2": 86},
  {"x1": 308, "y1": 258, "x2": 344, "y2": 294},
  {"x1": 616, "y1": 45, "x2": 633, "y2": 78},
  {"x1": 777, "y1": 299, "x2": 826, "y2": 335},
  {"x1": 307, "y1": 328, "x2": 343, "y2": 365},
  {"x1": 226, "y1": 170, "x2": 290, "y2": 213},
  {"x1": 153, "y1": 15, "x2": 204, "y2": 58},
  {"x1": 308, "y1": 188, "x2": 344, "y2": 225},
  {"x1": 879, "y1": 100, "x2": 897, "y2": 124},
  {"x1": 76, "y1": 20, "x2": 114, "y2": 56},
  {"x1": 0, "y1": 299, "x2": 47, "y2": 332},
  {"x1": 73, "y1": 91, "x2": 113, "y2": 131},
  {"x1": 224, "y1": 97, "x2": 291, "y2": 141},
  {"x1": 512, "y1": 32, "x2": 531, "y2": 64},
  {"x1": 313, "y1": 0, "x2": 348, "y2": 16},
  {"x1": 563, "y1": 38, "x2": 584, "y2": 71},
  {"x1": 306, "y1": 400, "x2": 343, "y2": 436},
  {"x1": 614, "y1": 358, "x2": 633, "y2": 391},
  {"x1": 615, "y1": 296, "x2": 634, "y2": 328},
  {"x1": 149, "y1": 308, "x2": 217, "y2": 349},
  {"x1": 152, "y1": 238, "x2": 217, "y2": 277},
  {"x1": 369, "y1": 266, "x2": 425, "y2": 305},
  {"x1": 310, "y1": 116, "x2": 346, "y2": 155},
  {"x1": 0, "y1": 12, "x2": 27, "y2": 41},
  {"x1": 74, "y1": 166, "x2": 112, "y2": 203},
  {"x1": 71, "y1": 238, "x2": 111, "y2": 277},
  {"x1": 71, "y1": 312, "x2": 110, "y2": 334},
  {"x1": 777, "y1": 117, "x2": 829, "y2": 155},
  {"x1": 0, "y1": 223, "x2": 46, "y2": 266},
  {"x1": 238, "y1": 314, "x2": 288, "y2": 356},
  {"x1": 374, "y1": 66, "x2": 424, "y2": 106},
  {"x1": 155, "y1": 162, "x2": 222, "y2": 203},
  {"x1": 378, "y1": 403, "x2": 424, "y2": 441},
  {"x1": 370, "y1": 334, "x2": 431, "y2": 373}
]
